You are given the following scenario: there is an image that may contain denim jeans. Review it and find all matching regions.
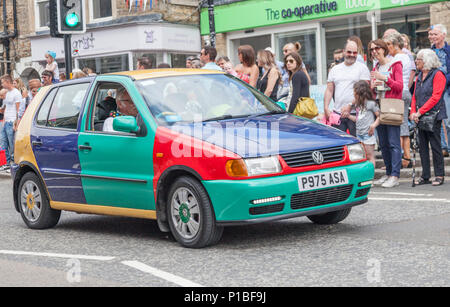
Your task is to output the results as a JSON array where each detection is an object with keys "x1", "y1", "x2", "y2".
[
  {"x1": 377, "y1": 124, "x2": 402, "y2": 177},
  {"x1": 0, "y1": 121, "x2": 15, "y2": 164},
  {"x1": 0, "y1": 121, "x2": 4, "y2": 150},
  {"x1": 441, "y1": 91, "x2": 450, "y2": 151}
]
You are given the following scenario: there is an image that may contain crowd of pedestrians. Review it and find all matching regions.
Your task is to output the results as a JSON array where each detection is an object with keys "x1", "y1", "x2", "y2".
[{"x1": 191, "y1": 25, "x2": 449, "y2": 189}]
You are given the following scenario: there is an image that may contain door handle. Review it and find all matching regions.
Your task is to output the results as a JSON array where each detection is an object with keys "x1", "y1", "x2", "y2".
[
  {"x1": 78, "y1": 145, "x2": 92, "y2": 151},
  {"x1": 32, "y1": 140, "x2": 43, "y2": 147}
]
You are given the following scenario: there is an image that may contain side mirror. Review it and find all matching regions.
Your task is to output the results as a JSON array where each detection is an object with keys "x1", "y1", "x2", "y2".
[
  {"x1": 113, "y1": 116, "x2": 139, "y2": 134},
  {"x1": 275, "y1": 101, "x2": 287, "y2": 110}
]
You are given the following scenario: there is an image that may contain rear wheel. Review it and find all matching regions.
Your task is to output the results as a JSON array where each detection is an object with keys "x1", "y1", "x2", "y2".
[
  {"x1": 18, "y1": 172, "x2": 61, "y2": 229},
  {"x1": 167, "y1": 176, "x2": 223, "y2": 248},
  {"x1": 307, "y1": 208, "x2": 352, "y2": 224}
]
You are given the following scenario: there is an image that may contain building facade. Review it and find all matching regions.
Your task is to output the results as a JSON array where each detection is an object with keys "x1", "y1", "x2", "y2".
[
  {"x1": 0, "y1": 0, "x2": 202, "y2": 83},
  {"x1": 201, "y1": 0, "x2": 450, "y2": 86}
]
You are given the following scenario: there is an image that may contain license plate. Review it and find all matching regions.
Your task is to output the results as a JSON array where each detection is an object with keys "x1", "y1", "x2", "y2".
[{"x1": 297, "y1": 170, "x2": 349, "y2": 192}]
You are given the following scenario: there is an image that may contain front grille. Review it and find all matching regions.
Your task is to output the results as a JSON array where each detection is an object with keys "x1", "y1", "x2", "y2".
[
  {"x1": 355, "y1": 187, "x2": 370, "y2": 198},
  {"x1": 290, "y1": 184, "x2": 353, "y2": 210},
  {"x1": 281, "y1": 146, "x2": 345, "y2": 168},
  {"x1": 249, "y1": 203, "x2": 284, "y2": 215}
]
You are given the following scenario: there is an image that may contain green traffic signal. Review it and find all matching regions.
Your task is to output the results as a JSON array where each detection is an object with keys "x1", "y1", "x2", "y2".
[{"x1": 65, "y1": 12, "x2": 79, "y2": 28}]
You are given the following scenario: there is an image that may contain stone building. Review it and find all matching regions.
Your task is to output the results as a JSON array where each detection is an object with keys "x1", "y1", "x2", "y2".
[{"x1": 0, "y1": 0, "x2": 202, "y2": 83}]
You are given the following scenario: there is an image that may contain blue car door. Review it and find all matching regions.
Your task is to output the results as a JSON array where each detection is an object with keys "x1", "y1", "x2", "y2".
[{"x1": 31, "y1": 82, "x2": 91, "y2": 204}]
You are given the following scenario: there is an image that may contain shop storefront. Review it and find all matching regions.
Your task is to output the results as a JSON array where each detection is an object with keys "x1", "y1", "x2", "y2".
[
  {"x1": 201, "y1": 0, "x2": 447, "y2": 86},
  {"x1": 30, "y1": 22, "x2": 201, "y2": 74}
]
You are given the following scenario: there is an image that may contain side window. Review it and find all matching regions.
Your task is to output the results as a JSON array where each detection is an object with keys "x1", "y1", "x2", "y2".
[
  {"x1": 47, "y1": 83, "x2": 90, "y2": 130},
  {"x1": 88, "y1": 82, "x2": 140, "y2": 134},
  {"x1": 36, "y1": 88, "x2": 58, "y2": 126},
  {"x1": 87, "y1": 82, "x2": 120, "y2": 132}
]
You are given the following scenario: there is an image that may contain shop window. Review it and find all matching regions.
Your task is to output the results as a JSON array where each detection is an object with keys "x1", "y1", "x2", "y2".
[
  {"x1": 275, "y1": 30, "x2": 318, "y2": 85},
  {"x1": 230, "y1": 35, "x2": 271, "y2": 68},
  {"x1": 132, "y1": 53, "x2": 160, "y2": 70},
  {"x1": 377, "y1": 10, "x2": 430, "y2": 54},
  {"x1": 35, "y1": 0, "x2": 49, "y2": 30},
  {"x1": 78, "y1": 54, "x2": 129, "y2": 74},
  {"x1": 323, "y1": 15, "x2": 372, "y2": 75},
  {"x1": 90, "y1": 0, "x2": 112, "y2": 21},
  {"x1": 170, "y1": 54, "x2": 196, "y2": 69}
]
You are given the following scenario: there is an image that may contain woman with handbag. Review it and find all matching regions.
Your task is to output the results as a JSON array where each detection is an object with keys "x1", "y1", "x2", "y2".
[
  {"x1": 410, "y1": 49, "x2": 447, "y2": 186},
  {"x1": 369, "y1": 39, "x2": 404, "y2": 188},
  {"x1": 285, "y1": 52, "x2": 311, "y2": 114},
  {"x1": 385, "y1": 32, "x2": 416, "y2": 169}
]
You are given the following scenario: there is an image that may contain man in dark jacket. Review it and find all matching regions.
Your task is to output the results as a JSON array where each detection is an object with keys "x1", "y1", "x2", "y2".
[{"x1": 430, "y1": 24, "x2": 450, "y2": 157}]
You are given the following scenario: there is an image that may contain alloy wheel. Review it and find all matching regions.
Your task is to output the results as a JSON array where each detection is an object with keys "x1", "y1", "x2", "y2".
[{"x1": 170, "y1": 187, "x2": 201, "y2": 240}]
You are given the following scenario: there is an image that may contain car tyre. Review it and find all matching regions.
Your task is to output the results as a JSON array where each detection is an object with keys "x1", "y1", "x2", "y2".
[
  {"x1": 167, "y1": 176, "x2": 223, "y2": 248},
  {"x1": 18, "y1": 172, "x2": 61, "y2": 229},
  {"x1": 307, "y1": 208, "x2": 352, "y2": 224}
]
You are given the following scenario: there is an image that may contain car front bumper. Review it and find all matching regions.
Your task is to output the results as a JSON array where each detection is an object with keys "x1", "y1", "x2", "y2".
[{"x1": 202, "y1": 161, "x2": 374, "y2": 225}]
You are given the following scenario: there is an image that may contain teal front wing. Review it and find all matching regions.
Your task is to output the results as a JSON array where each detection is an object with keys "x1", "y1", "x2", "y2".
[{"x1": 202, "y1": 161, "x2": 374, "y2": 223}]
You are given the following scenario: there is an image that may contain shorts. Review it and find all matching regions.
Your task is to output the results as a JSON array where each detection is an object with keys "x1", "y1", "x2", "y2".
[
  {"x1": 400, "y1": 91, "x2": 412, "y2": 137},
  {"x1": 357, "y1": 133, "x2": 377, "y2": 145}
]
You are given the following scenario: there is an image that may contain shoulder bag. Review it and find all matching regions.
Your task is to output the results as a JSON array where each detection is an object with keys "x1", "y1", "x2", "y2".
[
  {"x1": 379, "y1": 98, "x2": 404, "y2": 126},
  {"x1": 417, "y1": 110, "x2": 439, "y2": 132}
]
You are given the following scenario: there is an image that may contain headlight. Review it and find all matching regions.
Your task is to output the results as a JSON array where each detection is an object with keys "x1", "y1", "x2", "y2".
[
  {"x1": 226, "y1": 156, "x2": 281, "y2": 177},
  {"x1": 348, "y1": 143, "x2": 366, "y2": 161},
  {"x1": 244, "y1": 156, "x2": 281, "y2": 176}
]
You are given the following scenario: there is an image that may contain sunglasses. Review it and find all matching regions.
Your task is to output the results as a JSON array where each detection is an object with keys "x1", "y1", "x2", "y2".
[
  {"x1": 370, "y1": 46, "x2": 381, "y2": 52},
  {"x1": 346, "y1": 51, "x2": 358, "y2": 55},
  {"x1": 285, "y1": 59, "x2": 296, "y2": 64}
]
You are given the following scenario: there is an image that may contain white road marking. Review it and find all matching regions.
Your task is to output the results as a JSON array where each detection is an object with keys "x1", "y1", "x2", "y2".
[
  {"x1": 122, "y1": 260, "x2": 204, "y2": 287},
  {"x1": 370, "y1": 192, "x2": 434, "y2": 197},
  {"x1": 0, "y1": 250, "x2": 115, "y2": 261},
  {"x1": 369, "y1": 197, "x2": 450, "y2": 203}
]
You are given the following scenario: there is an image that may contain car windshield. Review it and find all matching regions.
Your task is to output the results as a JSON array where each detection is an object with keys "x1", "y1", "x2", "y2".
[{"x1": 136, "y1": 74, "x2": 285, "y2": 125}]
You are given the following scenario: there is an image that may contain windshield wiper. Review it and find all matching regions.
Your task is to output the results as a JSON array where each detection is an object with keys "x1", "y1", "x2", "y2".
[
  {"x1": 203, "y1": 114, "x2": 235, "y2": 122},
  {"x1": 249, "y1": 110, "x2": 287, "y2": 117}
]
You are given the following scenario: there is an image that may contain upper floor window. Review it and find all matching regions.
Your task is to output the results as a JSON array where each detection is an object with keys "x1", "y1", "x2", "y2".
[
  {"x1": 35, "y1": 0, "x2": 49, "y2": 30},
  {"x1": 90, "y1": 0, "x2": 112, "y2": 21}
]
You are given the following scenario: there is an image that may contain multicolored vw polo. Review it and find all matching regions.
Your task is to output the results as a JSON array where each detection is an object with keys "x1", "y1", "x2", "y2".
[{"x1": 12, "y1": 69, "x2": 374, "y2": 248}]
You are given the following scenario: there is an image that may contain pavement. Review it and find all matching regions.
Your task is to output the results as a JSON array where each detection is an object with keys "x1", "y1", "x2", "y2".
[{"x1": 374, "y1": 154, "x2": 450, "y2": 179}]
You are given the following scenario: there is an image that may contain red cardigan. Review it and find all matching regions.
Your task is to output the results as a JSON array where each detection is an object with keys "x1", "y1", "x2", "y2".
[
  {"x1": 372, "y1": 61, "x2": 404, "y2": 99},
  {"x1": 411, "y1": 70, "x2": 447, "y2": 115}
]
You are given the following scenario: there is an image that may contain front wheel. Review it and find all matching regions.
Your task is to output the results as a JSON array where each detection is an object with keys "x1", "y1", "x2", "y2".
[
  {"x1": 167, "y1": 176, "x2": 223, "y2": 248},
  {"x1": 18, "y1": 172, "x2": 61, "y2": 229},
  {"x1": 307, "y1": 208, "x2": 352, "y2": 224}
]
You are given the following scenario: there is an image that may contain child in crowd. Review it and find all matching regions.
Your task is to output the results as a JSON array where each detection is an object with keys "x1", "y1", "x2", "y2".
[
  {"x1": 343, "y1": 80, "x2": 380, "y2": 167},
  {"x1": 45, "y1": 51, "x2": 59, "y2": 83},
  {"x1": 223, "y1": 62, "x2": 238, "y2": 77}
]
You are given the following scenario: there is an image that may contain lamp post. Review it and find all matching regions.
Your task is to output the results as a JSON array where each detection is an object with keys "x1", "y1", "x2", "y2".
[{"x1": 207, "y1": 0, "x2": 216, "y2": 47}]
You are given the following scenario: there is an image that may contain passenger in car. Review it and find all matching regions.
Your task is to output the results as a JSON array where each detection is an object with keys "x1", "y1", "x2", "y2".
[
  {"x1": 97, "y1": 90, "x2": 117, "y2": 121},
  {"x1": 103, "y1": 88, "x2": 137, "y2": 132}
]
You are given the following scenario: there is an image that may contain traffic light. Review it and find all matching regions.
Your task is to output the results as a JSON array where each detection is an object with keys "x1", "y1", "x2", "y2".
[{"x1": 57, "y1": 0, "x2": 86, "y2": 34}]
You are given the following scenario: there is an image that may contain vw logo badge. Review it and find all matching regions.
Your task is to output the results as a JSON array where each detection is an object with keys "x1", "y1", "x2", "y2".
[{"x1": 312, "y1": 151, "x2": 324, "y2": 165}]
